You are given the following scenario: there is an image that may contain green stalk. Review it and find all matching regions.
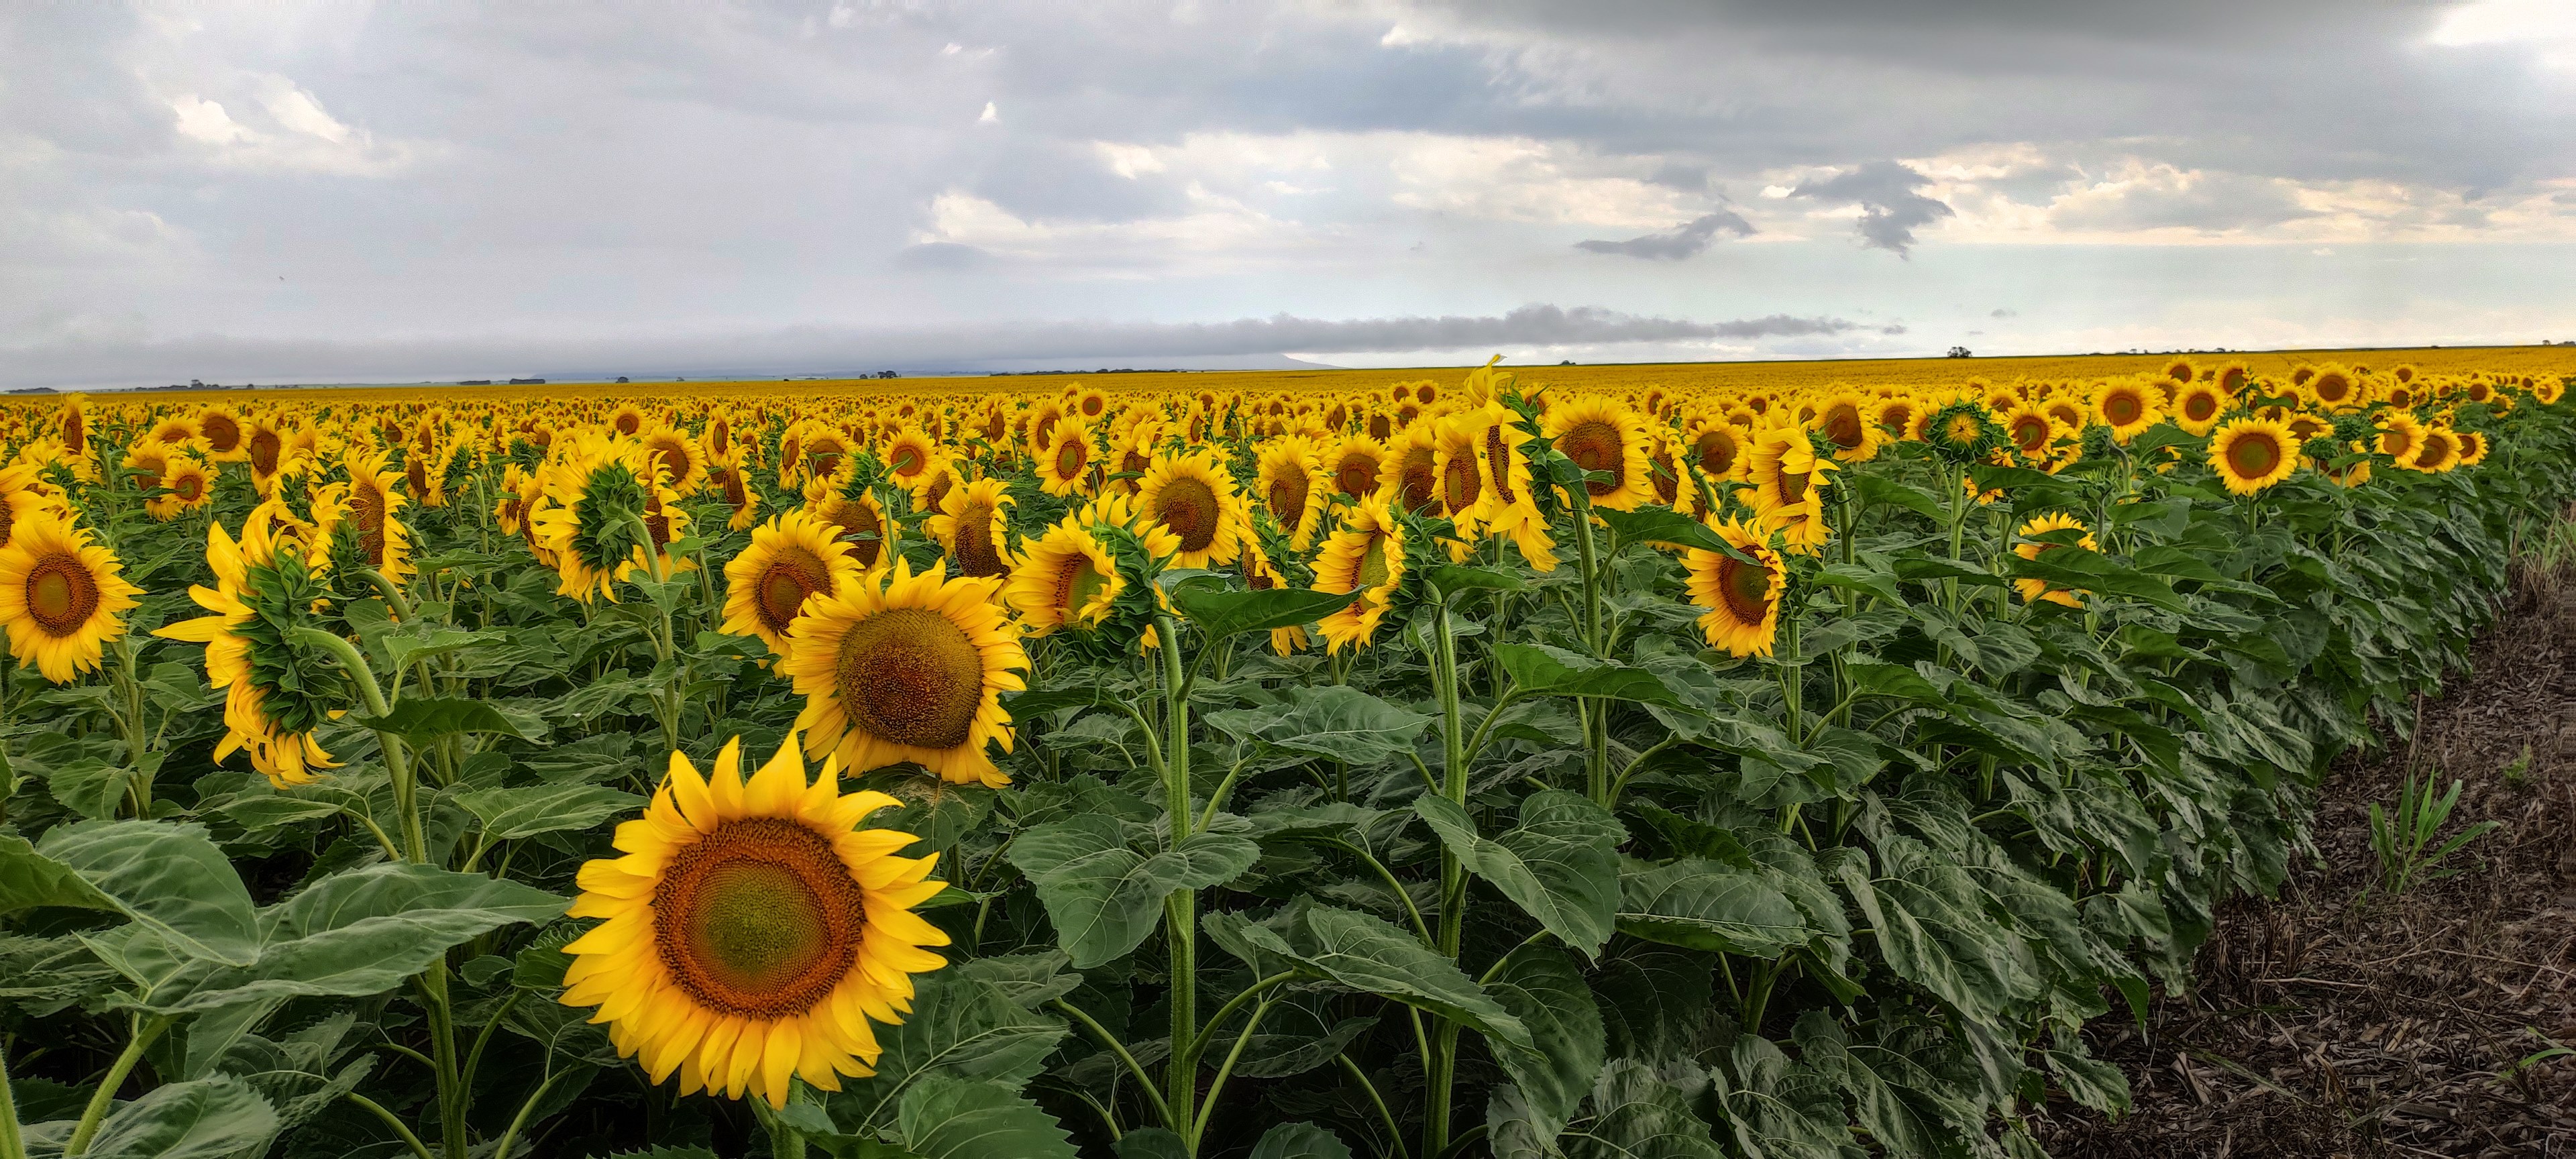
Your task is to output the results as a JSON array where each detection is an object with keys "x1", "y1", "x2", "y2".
[
  {"x1": 292, "y1": 629, "x2": 423, "y2": 862},
  {"x1": 750, "y1": 1099, "x2": 806, "y2": 1159},
  {"x1": 63, "y1": 1015, "x2": 172, "y2": 1157},
  {"x1": 1152, "y1": 610, "x2": 1198, "y2": 1150},
  {"x1": 1424, "y1": 598, "x2": 1470, "y2": 1156},
  {"x1": 293, "y1": 628, "x2": 466, "y2": 1157},
  {"x1": 0, "y1": 1042, "x2": 27, "y2": 1159},
  {"x1": 1566, "y1": 488, "x2": 1611, "y2": 799}
]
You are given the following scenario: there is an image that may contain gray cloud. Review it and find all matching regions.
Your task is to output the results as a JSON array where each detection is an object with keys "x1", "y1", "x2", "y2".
[
  {"x1": 0, "y1": 305, "x2": 1900, "y2": 389},
  {"x1": 1792, "y1": 162, "x2": 1955, "y2": 255},
  {"x1": 1573, "y1": 211, "x2": 1754, "y2": 260}
]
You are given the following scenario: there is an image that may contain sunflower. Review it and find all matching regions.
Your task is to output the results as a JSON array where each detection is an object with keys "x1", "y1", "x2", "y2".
[
  {"x1": 2093, "y1": 381, "x2": 2162, "y2": 442},
  {"x1": 1326, "y1": 437, "x2": 1387, "y2": 500},
  {"x1": 880, "y1": 427, "x2": 941, "y2": 501},
  {"x1": 1688, "y1": 421, "x2": 1748, "y2": 484},
  {"x1": 146, "y1": 455, "x2": 214, "y2": 522},
  {"x1": 2011, "y1": 513, "x2": 2097, "y2": 608},
  {"x1": 199, "y1": 406, "x2": 250, "y2": 461},
  {"x1": 2169, "y1": 381, "x2": 2229, "y2": 435},
  {"x1": 641, "y1": 427, "x2": 706, "y2": 497},
  {"x1": 2454, "y1": 428, "x2": 2491, "y2": 467},
  {"x1": 532, "y1": 441, "x2": 663, "y2": 602},
  {"x1": 1746, "y1": 425, "x2": 1838, "y2": 553},
  {"x1": 608, "y1": 404, "x2": 647, "y2": 437},
  {"x1": 1255, "y1": 436, "x2": 1329, "y2": 549},
  {"x1": 2406, "y1": 427, "x2": 2462, "y2": 473},
  {"x1": 1136, "y1": 449, "x2": 1246, "y2": 569},
  {"x1": 1034, "y1": 418, "x2": 1096, "y2": 498},
  {"x1": 561, "y1": 736, "x2": 950, "y2": 1108},
  {"x1": 707, "y1": 456, "x2": 762, "y2": 531},
  {"x1": 782, "y1": 558, "x2": 1026, "y2": 787},
  {"x1": 1003, "y1": 518, "x2": 1123, "y2": 636},
  {"x1": 152, "y1": 510, "x2": 340, "y2": 786},
  {"x1": 1430, "y1": 417, "x2": 1490, "y2": 540},
  {"x1": 1379, "y1": 423, "x2": 1441, "y2": 514},
  {"x1": 319, "y1": 447, "x2": 417, "y2": 588},
  {"x1": 0, "y1": 510, "x2": 141, "y2": 683},
  {"x1": 928, "y1": 478, "x2": 1013, "y2": 579},
  {"x1": 1682, "y1": 518, "x2": 1782, "y2": 658},
  {"x1": 2304, "y1": 365, "x2": 2363, "y2": 410},
  {"x1": 1998, "y1": 404, "x2": 2061, "y2": 461},
  {"x1": 2374, "y1": 411, "x2": 2425, "y2": 461},
  {"x1": 722, "y1": 511, "x2": 865, "y2": 658},
  {"x1": 2207, "y1": 417, "x2": 2298, "y2": 495},
  {"x1": 1460, "y1": 402, "x2": 1557, "y2": 571},
  {"x1": 1872, "y1": 396, "x2": 1925, "y2": 443},
  {"x1": 807, "y1": 484, "x2": 892, "y2": 573},
  {"x1": 1310, "y1": 494, "x2": 1405, "y2": 653},
  {"x1": 1808, "y1": 390, "x2": 1883, "y2": 463},
  {"x1": 1543, "y1": 394, "x2": 1654, "y2": 511}
]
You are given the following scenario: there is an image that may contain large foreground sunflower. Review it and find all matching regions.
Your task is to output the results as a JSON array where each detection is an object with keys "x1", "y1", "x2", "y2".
[
  {"x1": 782, "y1": 559, "x2": 1026, "y2": 787},
  {"x1": 0, "y1": 510, "x2": 142, "y2": 683},
  {"x1": 1682, "y1": 518, "x2": 1782, "y2": 658},
  {"x1": 2208, "y1": 417, "x2": 2298, "y2": 495},
  {"x1": 1256, "y1": 437, "x2": 1329, "y2": 549},
  {"x1": 560, "y1": 736, "x2": 950, "y2": 1109},
  {"x1": 721, "y1": 511, "x2": 864, "y2": 657}
]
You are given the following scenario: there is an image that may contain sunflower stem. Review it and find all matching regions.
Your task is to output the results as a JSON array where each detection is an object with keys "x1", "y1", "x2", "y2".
[
  {"x1": 1151, "y1": 610, "x2": 1198, "y2": 1150},
  {"x1": 359, "y1": 567, "x2": 415, "y2": 622},
  {"x1": 62, "y1": 1013, "x2": 170, "y2": 1157},
  {"x1": 0, "y1": 1040, "x2": 27, "y2": 1159},
  {"x1": 1424, "y1": 596, "x2": 1469, "y2": 1157}
]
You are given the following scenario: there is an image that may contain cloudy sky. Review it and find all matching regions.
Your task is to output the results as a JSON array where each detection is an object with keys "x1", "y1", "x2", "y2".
[{"x1": 5, "y1": 1, "x2": 2574, "y2": 388}]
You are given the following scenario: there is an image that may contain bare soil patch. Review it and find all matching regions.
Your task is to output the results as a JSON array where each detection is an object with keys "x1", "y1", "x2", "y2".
[{"x1": 2033, "y1": 577, "x2": 2576, "y2": 1158}]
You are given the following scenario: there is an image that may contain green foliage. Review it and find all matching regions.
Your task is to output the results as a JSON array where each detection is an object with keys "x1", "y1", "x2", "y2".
[{"x1": 2365, "y1": 771, "x2": 2502, "y2": 898}]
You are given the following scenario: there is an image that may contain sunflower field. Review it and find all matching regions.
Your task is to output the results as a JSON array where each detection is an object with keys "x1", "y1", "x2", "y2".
[{"x1": 0, "y1": 353, "x2": 2564, "y2": 1159}]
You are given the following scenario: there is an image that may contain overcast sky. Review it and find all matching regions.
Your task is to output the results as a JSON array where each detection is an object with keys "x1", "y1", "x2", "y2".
[{"x1": 5, "y1": 0, "x2": 2574, "y2": 388}]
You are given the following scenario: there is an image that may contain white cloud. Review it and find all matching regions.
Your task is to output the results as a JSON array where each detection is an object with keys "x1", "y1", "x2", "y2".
[
  {"x1": 979, "y1": 101, "x2": 998, "y2": 123},
  {"x1": 164, "y1": 76, "x2": 425, "y2": 176},
  {"x1": 2430, "y1": 0, "x2": 2576, "y2": 69}
]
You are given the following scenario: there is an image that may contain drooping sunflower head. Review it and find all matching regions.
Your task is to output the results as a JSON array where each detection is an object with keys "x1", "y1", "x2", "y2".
[
  {"x1": 722, "y1": 510, "x2": 863, "y2": 657},
  {"x1": 561, "y1": 735, "x2": 951, "y2": 1109},
  {"x1": 2207, "y1": 417, "x2": 2299, "y2": 496},
  {"x1": 1682, "y1": 518, "x2": 1782, "y2": 658},
  {"x1": 0, "y1": 510, "x2": 142, "y2": 683},
  {"x1": 782, "y1": 557, "x2": 1026, "y2": 787},
  {"x1": 1136, "y1": 449, "x2": 1245, "y2": 569},
  {"x1": 1431, "y1": 418, "x2": 1488, "y2": 527}
]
